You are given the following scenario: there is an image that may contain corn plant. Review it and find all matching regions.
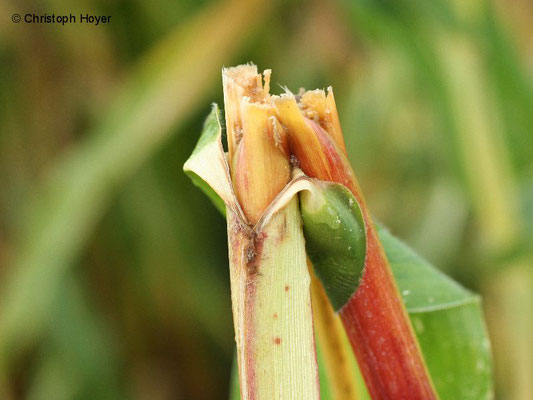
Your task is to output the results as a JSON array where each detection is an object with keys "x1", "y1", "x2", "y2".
[{"x1": 185, "y1": 64, "x2": 492, "y2": 399}]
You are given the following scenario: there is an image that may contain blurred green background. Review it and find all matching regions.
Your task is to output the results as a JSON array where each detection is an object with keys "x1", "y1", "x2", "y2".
[{"x1": 1, "y1": 0, "x2": 532, "y2": 398}]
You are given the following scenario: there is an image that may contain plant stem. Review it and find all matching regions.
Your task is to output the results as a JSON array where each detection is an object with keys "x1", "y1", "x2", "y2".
[{"x1": 223, "y1": 66, "x2": 320, "y2": 399}]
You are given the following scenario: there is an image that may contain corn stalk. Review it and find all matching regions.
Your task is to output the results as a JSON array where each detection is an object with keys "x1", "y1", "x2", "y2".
[
  {"x1": 185, "y1": 64, "x2": 438, "y2": 400},
  {"x1": 184, "y1": 65, "x2": 320, "y2": 399}
]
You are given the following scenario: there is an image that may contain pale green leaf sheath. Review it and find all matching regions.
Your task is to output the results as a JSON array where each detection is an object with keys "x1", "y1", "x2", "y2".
[
  {"x1": 228, "y1": 200, "x2": 319, "y2": 399},
  {"x1": 184, "y1": 102, "x2": 320, "y2": 399}
]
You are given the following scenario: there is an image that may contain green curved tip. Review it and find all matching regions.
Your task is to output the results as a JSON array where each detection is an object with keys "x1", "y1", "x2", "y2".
[{"x1": 300, "y1": 181, "x2": 366, "y2": 311}]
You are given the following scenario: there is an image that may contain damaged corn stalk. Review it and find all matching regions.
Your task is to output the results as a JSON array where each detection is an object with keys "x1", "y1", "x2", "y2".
[
  {"x1": 184, "y1": 64, "x2": 438, "y2": 399},
  {"x1": 185, "y1": 65, "x2": 320, "y2": 399}
]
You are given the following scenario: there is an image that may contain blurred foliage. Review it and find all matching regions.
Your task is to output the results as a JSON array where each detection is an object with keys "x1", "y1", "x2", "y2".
[{"x1": 0, "y1": 0, "x2": 532, "y2": 399}]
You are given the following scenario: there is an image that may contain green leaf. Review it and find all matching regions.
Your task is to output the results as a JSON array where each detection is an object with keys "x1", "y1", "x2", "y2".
[
  {"x1": 379, "y1": 225, "x2": 493, "y2": 400},
  {"x1": 183, "y1": 104, "x2": 240, "y2": 218},
  {"x1": 184, "y1": 105, "x2": 227, "y2": 216}
]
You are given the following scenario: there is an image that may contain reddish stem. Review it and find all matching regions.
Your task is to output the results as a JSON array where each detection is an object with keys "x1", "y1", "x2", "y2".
[{"x1": 280, "y1": 106, "x2": 438, "y2": 399}]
